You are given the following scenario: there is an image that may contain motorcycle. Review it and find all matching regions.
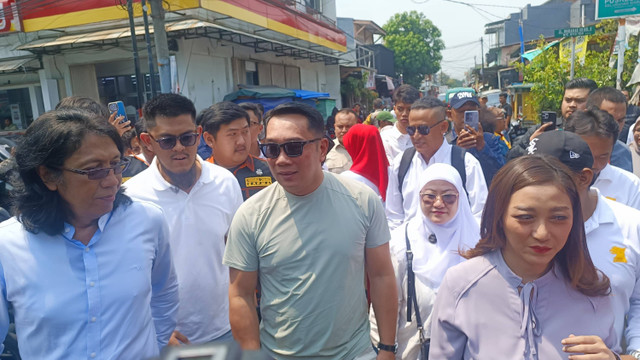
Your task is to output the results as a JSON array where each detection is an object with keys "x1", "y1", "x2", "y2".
[{"x1": 508, "y1": 116, "x2": 528, "y2": 145}]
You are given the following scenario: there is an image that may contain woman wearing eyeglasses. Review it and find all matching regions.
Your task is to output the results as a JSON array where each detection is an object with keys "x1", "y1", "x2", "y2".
[
  {"x1": 370, "y1": 163, "x2": 480, "y2": 359},
  {"x1": 0, "y1": 109, "x2": 179, "y2": 360},
  {"x1": 429, "y1": 156, "x2": 620, "y2": 360}
]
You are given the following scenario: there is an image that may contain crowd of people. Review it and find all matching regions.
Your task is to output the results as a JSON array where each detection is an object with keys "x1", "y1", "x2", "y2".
[{"x1": 0, "y1": 77, "x2": 640, "y2": 360}]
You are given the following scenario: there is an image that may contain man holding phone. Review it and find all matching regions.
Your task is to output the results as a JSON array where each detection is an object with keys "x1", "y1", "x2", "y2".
[
  {"x1": 508, "y1": 78, "x2": 598, "y2": 160},
  {"x1": 446, "y1": 91, "x2": 504, "y2": 186}
]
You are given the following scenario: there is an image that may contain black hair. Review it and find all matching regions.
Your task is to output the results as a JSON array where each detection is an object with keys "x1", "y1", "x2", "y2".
[
  {"x1": 393, "y1": 84, "x2": 420, "y2": 105},
  {"x1": 134, "y1": 121, "x2": 146, "y2": 137},
  {"x1": 586, "y1": 87, "x2": 627, "y2": 109},
  {"x1": 479, "y1": 106, "x2": 501, "y2": 133},
  {"x1": 142, "y1": 93, "x2": 196, "y2": 130},
  {"x1": 565, "y1": 78, "x2": 598, "y2": 93},
  {"x1": 55, "y1": 96, "x2": 110, "y2": 120},
  {"x1": 121, "y1": 128, "x2": 138, "y2": 151},
  {"x1": 199, "y1": 102, "x2": 250, "y2": 138},
  {"x1": 564, "y1": 108, "x2": 619, "y2": 145},
  {"x1": 411, "y1": 96, "x2": 446, "y2": 111},
  {"x1": 264, "y1": 102, "x2": 324, "y2": 136},
  {"x1": 14, "y1": 109, "x2": 131, "y2": 235},
  {"x1": 239, "y1": 102, "x2": 263, "y2": 122},
  {"x1": 499, "y1": 93, "x2": 508, "y2": 98}
]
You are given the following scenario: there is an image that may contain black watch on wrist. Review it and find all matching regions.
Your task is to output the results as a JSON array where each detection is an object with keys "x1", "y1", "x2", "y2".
[{"x1": 377, "y1": 342, "x2": 398, "y2": 354}]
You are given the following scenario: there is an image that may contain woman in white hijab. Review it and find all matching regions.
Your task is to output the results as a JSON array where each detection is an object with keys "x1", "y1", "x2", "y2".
[{"x1": 370, "y1": 163, "x2": 480, "y2": 359}]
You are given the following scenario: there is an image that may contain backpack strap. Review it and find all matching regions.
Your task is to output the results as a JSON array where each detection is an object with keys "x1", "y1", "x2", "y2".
[
  {"x1": 397, "y1": 147, "x2": 417, "y2": 197},
  {"x1": 450, "y1": 145, "x2": 468, "y2": 197}
]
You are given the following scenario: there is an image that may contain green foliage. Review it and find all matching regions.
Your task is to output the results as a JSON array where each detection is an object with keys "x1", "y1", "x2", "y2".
[
  {"x1": 516, "y1": 20, "x2": 621, "y2": 116},
  {"x1": 383, "y1": 11, "x2": 444, "y2": 88},
  {"x1": 440, "y1": 72, "x2": 463, "y2": 88},
  {"x1": 340, "y1": 74, "x2": 377, "y2": 108}
]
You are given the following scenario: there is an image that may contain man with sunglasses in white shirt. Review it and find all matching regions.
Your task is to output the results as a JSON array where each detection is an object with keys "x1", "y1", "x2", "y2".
[
  {"x1": 126, "y1": 94, "x2": 243, "y2": 346},
  {"x1": 223, "y1": 102, "x2": 398, "y2": 360},
  {"x1": 385, "y1": 97, "x2": 487, "y2": 230}
]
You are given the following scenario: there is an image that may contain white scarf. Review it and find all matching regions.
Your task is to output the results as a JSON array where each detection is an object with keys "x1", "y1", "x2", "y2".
[{"x1": 406, "y1": 163, "x2": 481, "y2": 289}]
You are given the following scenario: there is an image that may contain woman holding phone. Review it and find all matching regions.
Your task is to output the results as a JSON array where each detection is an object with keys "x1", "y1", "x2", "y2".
[{"x1": 429, "y1": 155, "x2": 620, "y2": 360}]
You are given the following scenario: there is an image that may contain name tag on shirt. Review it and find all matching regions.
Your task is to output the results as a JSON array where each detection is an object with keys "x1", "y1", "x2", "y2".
[
  {"x1": 246, "y1": 177, "x2": 272, "y2": 187},
  {"x1": 606, "y1": 196, "x2": 617, "y2": 202}
]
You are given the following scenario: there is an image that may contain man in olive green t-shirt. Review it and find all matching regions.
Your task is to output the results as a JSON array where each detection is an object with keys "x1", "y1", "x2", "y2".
[{"x1": 223, "y1": 102, "x2": 398, "y2": 360}]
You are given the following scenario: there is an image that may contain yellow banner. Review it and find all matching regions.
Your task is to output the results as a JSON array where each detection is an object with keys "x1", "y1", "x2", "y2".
[{"x1": 560, "y1": 36, "x2": 589, "y2": 64}]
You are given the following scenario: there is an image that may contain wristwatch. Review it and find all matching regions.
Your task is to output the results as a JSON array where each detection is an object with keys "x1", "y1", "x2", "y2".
[
  {"x1": 629, "y1": 350, "x2": 640, "y2": 359},
  {"x1": 377, "y1": 342, "x2": 398, "y2": 354}
]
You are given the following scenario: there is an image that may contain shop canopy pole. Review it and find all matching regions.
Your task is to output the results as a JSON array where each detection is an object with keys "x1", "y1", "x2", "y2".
[{"x1": 127, "y1": 0, "x2": 146, "y2": 110}]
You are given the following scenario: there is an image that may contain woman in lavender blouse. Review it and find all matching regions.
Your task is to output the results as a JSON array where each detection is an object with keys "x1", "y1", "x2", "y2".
[{"x1": 429, "y1": 155, "x2": 621, "y2": 360}]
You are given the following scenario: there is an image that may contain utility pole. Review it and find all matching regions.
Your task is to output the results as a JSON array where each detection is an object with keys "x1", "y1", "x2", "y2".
[
  {"x1": 149, "y1": 0, "x2": 171, "y2": 93},
  {"x1": 480, "y1": 37, "x2": 484, "y2": 85},
  {"x1": 141, "y1": 0, "x2": 157, "y2": 97},
  {"x1": 616, "y1": 18, "x2": 626, "y2": 90},
  {"x1": 126, "y1": 0, "x2": 145, "y2": 110}
]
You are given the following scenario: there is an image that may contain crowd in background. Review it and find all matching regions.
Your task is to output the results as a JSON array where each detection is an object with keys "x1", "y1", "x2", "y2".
[{"x1": 0, "y1": 78, "x2": 640, "y2": 360}]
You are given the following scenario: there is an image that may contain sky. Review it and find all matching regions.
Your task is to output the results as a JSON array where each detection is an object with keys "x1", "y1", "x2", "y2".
[{"x1": 335, "y1": 0, "x2": 548, "y2": 80}]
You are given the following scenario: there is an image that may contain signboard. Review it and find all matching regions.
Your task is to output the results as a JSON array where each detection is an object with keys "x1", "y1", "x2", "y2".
[
  {"x1": 0, "y1": 0, "x2": 20, "y2": 33},
  {"x1": 560, "y1": 36, "x2": 589, "y2": 64},
  {"x1": 597, "y1": 0, "x2": 640, "y2": 19},
  {"x1": 555, "y1": 26, "x2": 596, "y2": 38}
]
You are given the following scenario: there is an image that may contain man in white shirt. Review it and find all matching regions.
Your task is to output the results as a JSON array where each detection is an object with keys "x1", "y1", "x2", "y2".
[
  {"x1": 380, "y1": 85, "x2": 421, "y2": 163},
  {"x1": 564, "y1": 108, "x2": 640, "y2": 210},
  {"x1": 529, "y1": 129, "x2": 640, "y2": 358},
  {"x1": 325, "y1": 109, "x2": 357, "y2": 174},
  {"x1": 385, "y1": 97, "x2": 487, "y2": 230},
  {"x1": 126, "y1": 94, "x2": 243, "y2": 345}
]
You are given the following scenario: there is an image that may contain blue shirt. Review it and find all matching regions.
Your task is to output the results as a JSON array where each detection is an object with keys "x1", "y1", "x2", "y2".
[
  {"x1": 612, "y1": 140, "x2": 633, "y2": 173},
  {"x1": 0, "y1": 200, "x2": 179, "y2": 360}
]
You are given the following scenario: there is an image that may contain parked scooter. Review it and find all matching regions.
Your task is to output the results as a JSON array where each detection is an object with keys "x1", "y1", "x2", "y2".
[{"x1": 508, "y1": 116, "x2": 529, "y2": 145}]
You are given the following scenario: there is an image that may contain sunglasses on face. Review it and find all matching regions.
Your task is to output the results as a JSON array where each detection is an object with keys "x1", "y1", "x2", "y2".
[
  {"x1": 149, "y1": 132, "x2": 199, "y2": 150},
  {"x1": 259, "y1": 138, "x2": 322, "y2": 159},
  {"x1": 406, "y1": 119, "x2": 446, "y2": 136},
  {"x1": 61, "y1": 157, "x2": 131, "y2": 180},
  {"x1": 420, "y1": 192, "x2": 458, "y2": 205}
]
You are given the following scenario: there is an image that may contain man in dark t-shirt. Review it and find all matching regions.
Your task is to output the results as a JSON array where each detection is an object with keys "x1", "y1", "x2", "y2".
[
  {"x1": 200, "y1": 101, "x2": 275, "y2": 201},
  {"x1": 498, "y1": 93, "x2": 513, "y2": 123}
]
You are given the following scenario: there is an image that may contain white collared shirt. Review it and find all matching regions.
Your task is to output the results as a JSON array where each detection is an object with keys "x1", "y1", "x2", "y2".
[
  {"x1": 593, "y1": 163, "x2": 640, "y2": 210},
  {"x1": 585, "y1": 190, "x2": 640, "y2": 350},
  {"x1": 380, "y1": 123, "x2": 412, "y2": 164},
  {"x1": 125, "y1": 156, "x2": 243, "y2": 343},
  {"x1": 385, "y1": 139, "x2": 487, "y2": 230}
]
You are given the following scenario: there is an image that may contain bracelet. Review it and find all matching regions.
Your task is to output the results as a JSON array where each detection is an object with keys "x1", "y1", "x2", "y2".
[{"x1": 628, "y1": 350, "x2": 640, "y2": 359}]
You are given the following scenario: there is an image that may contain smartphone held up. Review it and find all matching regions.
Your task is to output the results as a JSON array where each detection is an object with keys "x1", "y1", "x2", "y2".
[
  {"x1": 464, "y1": 110, "x2": 479, "y2": 131},
  {"x1": 541, "y1": 111, "x2": 557, "y2": 131},
  {"x1": 108, "y1": 101, "x2": 129, "y2": 124}
]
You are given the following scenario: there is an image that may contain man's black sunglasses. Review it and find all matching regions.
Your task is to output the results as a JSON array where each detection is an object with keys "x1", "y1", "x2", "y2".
[
  {"x1": 406, "y1": 119, "x2": 446, "y2": 136},
  {"x1": 149, "y1": 132, "x2": 199, "y2": 150},
  {"x1": 259, "y1": 138, "x2": 322, "y2": 159}
]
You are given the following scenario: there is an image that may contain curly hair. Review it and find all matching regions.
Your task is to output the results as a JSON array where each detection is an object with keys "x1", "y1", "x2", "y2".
[{"x1": 14, "y1": 109, "x2": 131, "y2": 235}]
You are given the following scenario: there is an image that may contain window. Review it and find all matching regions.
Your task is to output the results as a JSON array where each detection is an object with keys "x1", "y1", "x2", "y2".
[
  {"x1": 245, "y1": 61, "x2": 259, "y2": 85},
  {"x1": 305, "y1": 0, "x2": 321, "y2": 12}
]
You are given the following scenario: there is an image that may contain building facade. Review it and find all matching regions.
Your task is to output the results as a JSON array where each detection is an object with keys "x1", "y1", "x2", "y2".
[{"x1": 0, "y1": 0, "x2": 347, "y2": 128}]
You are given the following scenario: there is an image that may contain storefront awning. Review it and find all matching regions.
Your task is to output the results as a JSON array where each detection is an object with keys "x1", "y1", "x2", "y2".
[
  {"x1": 0, "y1": 57, "x2": 41, "y2": 74},
  {"x1": 16, "y1": 19, "x2": 343, "y2": 65}
]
